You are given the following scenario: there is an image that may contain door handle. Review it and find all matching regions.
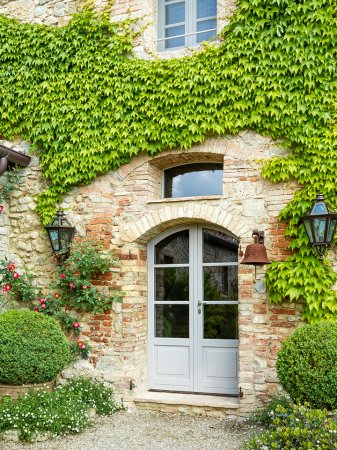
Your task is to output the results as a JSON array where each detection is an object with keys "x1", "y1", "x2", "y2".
[{"x1": 197, "y1": 300, "x2": 204, "y2": 314}]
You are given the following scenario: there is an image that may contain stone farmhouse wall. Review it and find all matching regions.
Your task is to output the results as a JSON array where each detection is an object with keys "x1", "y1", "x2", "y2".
[{"x1": 0, "y1": 0, "x2": 303, "y2": 416}]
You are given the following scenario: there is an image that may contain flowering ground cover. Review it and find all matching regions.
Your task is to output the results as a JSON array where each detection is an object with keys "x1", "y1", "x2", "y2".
[{"x1": 0, "y1": 377, "x2": 121, "y2": 442}]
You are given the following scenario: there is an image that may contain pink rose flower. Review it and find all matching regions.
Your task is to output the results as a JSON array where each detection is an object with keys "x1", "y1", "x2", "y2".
[
  {"x1": 82, "y1": 285, "x2": 88, "y2": 290},
  {"x1": 34, "y1": 306, "x2": 40, "y2": 312},
  {"x1": 60, "y1": 274, "x2": 66, "y2": 279},
  {"x1": 2, "y1": 284, "x2": 11, "y2": 291},
  {"x1": 0, "y1": 205, "x2": 3, "y2": 213},
  {"x1": 68, "y1": 282, "x2": 75, "y2": 289},
  {"x1": 39, "y1": 298, "x2": 47, "y2": 304},
  {"x1": 13, "y1": 272, "x2": 19, "y2": 279},
  {"x1": 72, "y1": 322, "x2": 80, "y2": 329},
  {"x1": 7, "y1": 263, "x2": 15, "y2": 271},
  {"x1": 40, "y1": 304, "x2": 46, "y2": 309}
]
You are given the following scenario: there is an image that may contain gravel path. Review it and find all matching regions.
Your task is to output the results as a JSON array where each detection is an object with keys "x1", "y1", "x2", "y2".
[{"x1": 0, "y1": 410, "x2": 262, "y2": 450}]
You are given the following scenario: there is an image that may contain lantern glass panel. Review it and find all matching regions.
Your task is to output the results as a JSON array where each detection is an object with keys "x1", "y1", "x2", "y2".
[
  {"x1": 311, "y1": 202, "x2": 328, "y2": 215},
  {"x1": 49, "y1": 230, "x2": 60, "y2": 251},
  {"x1": 59, "y1": 229, "x2": 73, "y2": 251},
  {"x1": 303, "y1": 220, "x2": 314, "y2": 243},
  {"x1": 327, "y1": 218, "x2": 337, "y2": 242},
  {"x1": 313, "y1": 218, "x2": 327, "y2": 243}
]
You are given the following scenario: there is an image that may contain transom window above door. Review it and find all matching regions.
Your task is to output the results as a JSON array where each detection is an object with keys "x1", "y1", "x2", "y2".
[
  {"x1": 164, "y1": 163, "x2": 223, "y2": 198},
  {"x1": 157, "y1": 0, "x2": 217, "y2": 52}
]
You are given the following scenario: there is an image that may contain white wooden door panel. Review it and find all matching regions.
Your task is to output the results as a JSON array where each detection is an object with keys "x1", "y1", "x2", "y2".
[{"x1": 148, "y1": 225, "x2": 239, "y2": 395}]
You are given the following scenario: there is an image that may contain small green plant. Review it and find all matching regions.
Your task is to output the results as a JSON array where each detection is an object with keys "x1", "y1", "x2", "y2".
[
  {"x1": 276, "y1": 322, "x2": 337, "y2": 410},
  {"x1": 0, "y1": 168, "x2": 20, "y2": 214},
  {"x1": 244, "y1": 403, "x2": 337, "y2": 450},
  {"x1": 250, "y1": 394, "x2": 293, "y2": 427},
  {"x1": 0, "y1": 377, "x2": 121, "y2": 441},
  {"x1": 0, "y1": 258, "x2": 40, "y2": 307},
  {"x1": 0, "y1": 310, "x2": 71, "y2": 384},
  {"x1": 71, "y1": 340, "x2": 91, "y2": 360}
]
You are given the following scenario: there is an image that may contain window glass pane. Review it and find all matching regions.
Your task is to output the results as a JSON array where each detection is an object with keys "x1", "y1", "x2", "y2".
[
  {"x1": 165, "y1": 25, "x2": 185, "y2": 48},
  {"x1": 203, "y1": 229, "x2": 238, "y2": 263},
  {"x1": 164, "y1": 163, "x2": 223, "y2": 198},
  {"x1": 156, "y1": 305, "x2": 189, "y2": 337},
  {"x1": 165, "y1": 2, "x2": 185, "y2": 25},
  {"x1": 155, "y1": 230, "x2": 189, "y2": 264},
  {"x1": 197, "y1": 0, "x2": 217, "y2": 19},
  {"x1": 204, "y1": 304, "x2": 238, "y2": 339},
  {"x1": 155, "y1": 267, "x2": 189, "y2": 301},
  {"x1": 196, "y1": 19, "x2": 217, "y2": 43},
  {"x1": 204, "y1": 266, "x2": 238, "y2": 301}
]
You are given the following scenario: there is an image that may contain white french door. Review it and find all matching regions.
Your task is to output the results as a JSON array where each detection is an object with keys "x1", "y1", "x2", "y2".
[{"x1": 148, "y1": 225, "x2": 239, "y2": 395}]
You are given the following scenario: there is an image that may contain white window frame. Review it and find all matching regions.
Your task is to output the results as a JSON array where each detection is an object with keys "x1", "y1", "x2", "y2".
[{"x1": 157, "y1": 0, "x2": 217, "y2": 52}]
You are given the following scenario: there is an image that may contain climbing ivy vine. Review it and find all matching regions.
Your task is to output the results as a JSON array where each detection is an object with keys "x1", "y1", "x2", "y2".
[{"x1": 0, "y1": 0, "x2": 337, "y2": 322}]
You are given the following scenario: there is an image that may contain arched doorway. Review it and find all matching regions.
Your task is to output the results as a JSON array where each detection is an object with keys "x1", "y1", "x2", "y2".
[{"x1": 148, "y1": 224, "x2": 239, "y2": 395}]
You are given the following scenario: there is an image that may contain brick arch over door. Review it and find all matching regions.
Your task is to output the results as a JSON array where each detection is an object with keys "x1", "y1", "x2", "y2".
[{"x1": 124, "y1": 204, "x2": 252, "y2": 245}]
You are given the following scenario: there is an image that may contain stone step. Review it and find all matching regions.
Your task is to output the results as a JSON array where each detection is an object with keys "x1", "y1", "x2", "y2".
[{"x1": 133, "y1": 391, "x2": 240, "y2": 417}]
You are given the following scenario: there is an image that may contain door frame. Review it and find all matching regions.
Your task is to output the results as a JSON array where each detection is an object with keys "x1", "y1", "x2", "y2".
[{"x1": 147, "y1": 224, "x2": 239, "y2": 394}]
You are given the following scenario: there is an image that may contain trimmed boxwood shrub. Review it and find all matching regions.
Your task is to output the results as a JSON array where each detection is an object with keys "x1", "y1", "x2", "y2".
[
  {"x1": 0, "y1": 310, "x2": 71, "y2": 384},
  {"x1": 277, "y1": 322, "x2": 337, "y2": 409}
]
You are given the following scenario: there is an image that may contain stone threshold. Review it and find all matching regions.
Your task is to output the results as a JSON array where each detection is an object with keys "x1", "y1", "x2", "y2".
[{"x1": 134, "y1": 391, "x2": 240, "y2": 409}]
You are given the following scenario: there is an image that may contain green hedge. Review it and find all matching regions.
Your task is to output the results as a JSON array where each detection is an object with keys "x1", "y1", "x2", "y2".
[
  {"x1": 0, "y1": 310, "x2": 71, "y2": 384},
  {"x1": 277, "y1": 322, "x2": 337, "y2": 409}
]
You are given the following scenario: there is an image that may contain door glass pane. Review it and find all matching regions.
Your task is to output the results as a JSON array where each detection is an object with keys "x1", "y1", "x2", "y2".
[
  {"x1": 204, "y1": 304, "x2": 238, "y2": 339},
  {"x1": 156, "y1": 305, "x2": 189, "y2": 337},
  {"x1": 203, "y1": 229, "x2": 238, "y2": 263},
  {"x1": 155, "y1": 230, "x2": 189, "y2": 264},
  {"x1": 155, "y1": 267, "x2": 189, "y2": 301},
  {"x1": 165, "y1": 2, "x2": 185, "y2": 25},
  {"x1": 204, "y1": 266, "x2": 238, "y2": 301},
  {"x1": 197, "y1": 0, "x2": 217, "y2": 19}
]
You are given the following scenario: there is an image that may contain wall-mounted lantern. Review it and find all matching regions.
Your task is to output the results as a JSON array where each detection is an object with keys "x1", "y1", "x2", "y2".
[
  {"x1": 302, "y1": 193, "x2": 337, "y2": 259},
  {"x1": 45, "y1": 210, "x2": 76, "y2": 265},
  {"x1": 241, "y1": 229, "x2": 271, "y2": 266}
]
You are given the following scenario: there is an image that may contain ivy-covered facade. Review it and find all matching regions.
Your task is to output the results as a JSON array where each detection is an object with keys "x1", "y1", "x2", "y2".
[{"x1": 0, "y1": 0, "x2": 336, "y2": 415}]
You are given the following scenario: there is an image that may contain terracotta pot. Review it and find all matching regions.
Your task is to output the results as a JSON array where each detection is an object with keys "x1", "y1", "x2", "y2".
[{"x1": 0, "y1": 380, "x2": 55, "y2": 399}]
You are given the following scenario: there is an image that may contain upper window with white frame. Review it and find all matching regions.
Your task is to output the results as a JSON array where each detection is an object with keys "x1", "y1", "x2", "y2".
[{"x1": 157, "y1": 0, "x2": 217, "y2": 52}]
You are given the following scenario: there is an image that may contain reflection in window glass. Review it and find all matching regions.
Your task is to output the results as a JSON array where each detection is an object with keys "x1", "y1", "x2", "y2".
[
  {"x1": 156, "y1": 267, "x2": 189, "y2": 301},
  {"x1": 204, "y1": 304, "x2": 238, "y2": 339},
  {"x1": 155, "y1": 230, "x2": 189, "y2": 264},
  {"x1": 156, "y1": 305, "x2": 189, "y2": 337},
  {"x1": 203, "y1": 266, "x2": 238, "y2": 301},
  {"x1": 164, "y1": 163, "x2": 223, "y2": 198},
  {"x1": 203, "y1": 229, "x2": 239, "y2": 263}
]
